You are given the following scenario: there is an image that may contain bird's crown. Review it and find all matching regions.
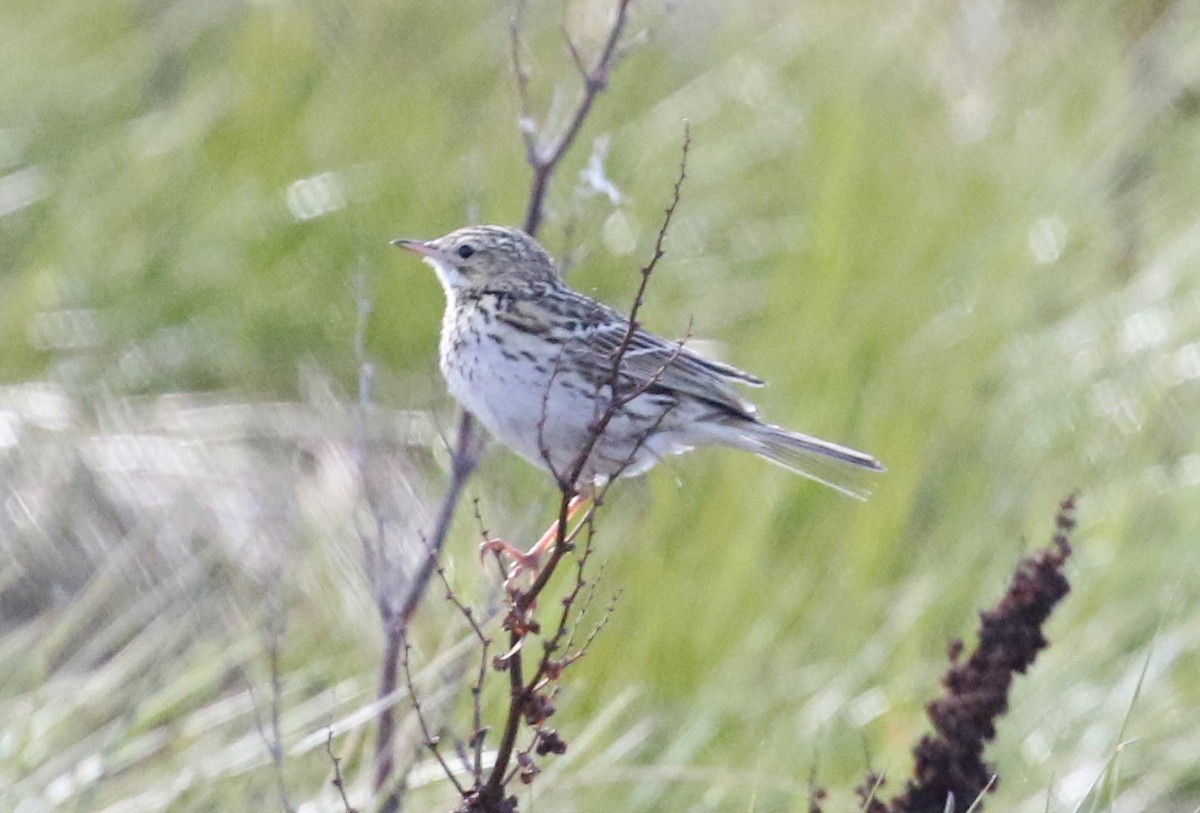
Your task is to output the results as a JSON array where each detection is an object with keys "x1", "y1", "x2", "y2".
[{"x1": 396, "y1": 225, "x2": 560, "y2": 293}]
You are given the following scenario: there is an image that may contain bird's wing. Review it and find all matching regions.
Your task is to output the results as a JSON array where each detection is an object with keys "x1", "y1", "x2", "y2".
[{"x1": 564, "y1": 298, "x2": 763, "y2": 418}]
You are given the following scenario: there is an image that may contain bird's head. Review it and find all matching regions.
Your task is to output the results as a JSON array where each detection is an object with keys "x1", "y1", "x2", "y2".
[{"x1": 393, "y1": 225, "x2": 560, "y2": 296}]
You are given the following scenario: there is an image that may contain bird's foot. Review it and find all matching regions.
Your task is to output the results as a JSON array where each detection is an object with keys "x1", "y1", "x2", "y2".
[
  {"x1": 479, "y1": 494, "x2": 591, "y2": 592},
  {"x1": 480, "y1": 536, "x2": 546, "y2": 589}
]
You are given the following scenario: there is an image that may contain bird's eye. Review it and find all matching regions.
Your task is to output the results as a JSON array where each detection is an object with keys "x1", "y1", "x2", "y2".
[{"x1": 457, "y1": 244, "x2": 475, "y2": 259}]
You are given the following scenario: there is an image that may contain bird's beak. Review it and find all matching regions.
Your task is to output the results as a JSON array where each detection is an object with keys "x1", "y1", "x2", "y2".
[{"x1": 391, "y1": 238, "x2": 434, "y2": 257}]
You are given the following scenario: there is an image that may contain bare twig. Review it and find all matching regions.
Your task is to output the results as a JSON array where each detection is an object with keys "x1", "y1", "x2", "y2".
[
  {"x1": 425, "y1": 411, "x2": 484, "y2": 575},
  {"x1": 357, "y1": 265, "x2": 482, "y2": 804},
  {"x1": 515, "y1": 122, "x2": 691, "y2": 625},
  {"x1": 535, "y1": 335, "x2": 576, "y2": 485},
  {"x1": 477, "y1": 124, "x2": 690, "y2": 809},
  {"x1": 512, "y1": 517, "x2": 618, "y2": 775},
  {"x1": 429, "y1": 542, "x2": 494, "y2": 787},
  {"x1": 244, "y1": 558, "x2": 296, "y2": 813},
  {"x1": 379, "y1": 4, "x2": 652, "y2": 810},
  {"x1": 604, "y1": 122, "x2": 690, "y2": 387},
  {"x1": 266, "y1": 609, "x2": 294, "y2": 813},
  {"x1": 471, "y1": 498, "x2": 492, "y2": 544},
  {"x1": 246, "y1": 610, "x2": 296, "y2": 813},
  {"x1": 516, "y1": 0, "x2": 635, "y2": 235},
  {"x1": 481, "y1": 491, "x2": 589, "y2": 801},
  {"x1": 533, "y1": 514, "x2": 601, "y2": 686},
  {"x1": 372, "y1": 632, "x2": 402, "y2": 805},
  {"x1": 554, "y1": 519, "x2": 607, "y2": 665},
  {"x1": 538, "y1": 123, "x2": 692, "y2": 499},
  {"x1": 326, "y1": 728, "x2": 358, "y2": 813},
  {"x1": 386, "y1": 6, "x2": 636, "y2": 798},
  {"x1": 510, "y1": 0, "x2": 537, "y2": 166},
  {"x1": 563, "y1": 28, "x2": 589, "y2": 79},
  {"x1": 399, "y1": 631, "x2": 467, "y2": 796},
  {"x1": 562, "y1": 574, "x2": 619, "y2": 670}
]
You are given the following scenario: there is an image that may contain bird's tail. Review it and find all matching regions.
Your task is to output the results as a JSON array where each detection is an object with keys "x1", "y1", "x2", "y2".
[{"x1": 717, "y1": 419, "x2": 884, "y2": 499}]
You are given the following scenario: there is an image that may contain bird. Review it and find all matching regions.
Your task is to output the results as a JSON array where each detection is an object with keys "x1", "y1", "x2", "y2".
[{"x1": 394, "y1": 225, "x2": 883, "y2": 571}]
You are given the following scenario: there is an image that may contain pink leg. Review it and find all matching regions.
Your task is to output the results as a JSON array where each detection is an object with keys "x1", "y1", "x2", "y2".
[{"x1": 483, "y1": 494, "x2": 589, "y2": 583}]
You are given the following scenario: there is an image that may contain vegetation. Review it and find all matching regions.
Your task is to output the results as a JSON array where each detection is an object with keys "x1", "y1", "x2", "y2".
[{"x1": 2, "y1": 1, "x2": 1199, "y2": 811}]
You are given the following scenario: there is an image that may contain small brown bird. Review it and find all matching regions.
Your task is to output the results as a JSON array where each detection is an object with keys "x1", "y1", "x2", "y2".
[{"x1": 394, "y1": 225, "x2": 883, "y2": 500}]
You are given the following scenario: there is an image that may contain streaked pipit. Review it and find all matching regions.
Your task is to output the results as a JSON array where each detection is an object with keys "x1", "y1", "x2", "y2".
[{"x1": 394, "y1": 225, "x2": 883, "y2": 569}]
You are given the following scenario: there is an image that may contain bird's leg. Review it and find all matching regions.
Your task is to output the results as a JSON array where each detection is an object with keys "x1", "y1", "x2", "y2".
[{"x1": 482, "y1": 494, "x2": 590, "y2": 585}]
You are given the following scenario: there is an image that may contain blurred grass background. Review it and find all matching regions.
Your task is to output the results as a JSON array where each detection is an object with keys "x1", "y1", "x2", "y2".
[{"x1": 3, "y1": 0, "x2": 1200, "y2": 810}]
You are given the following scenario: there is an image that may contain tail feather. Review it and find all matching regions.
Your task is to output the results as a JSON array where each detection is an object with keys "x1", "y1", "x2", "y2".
[{"x1": 722, "y1": 420, "x2": 884, "y2": 499}]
